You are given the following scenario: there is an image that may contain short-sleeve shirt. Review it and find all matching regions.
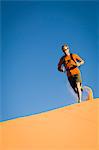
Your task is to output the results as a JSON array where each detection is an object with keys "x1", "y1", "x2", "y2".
[{"x1": 58, "y1": 54, "x2": 82, "y2": 77}]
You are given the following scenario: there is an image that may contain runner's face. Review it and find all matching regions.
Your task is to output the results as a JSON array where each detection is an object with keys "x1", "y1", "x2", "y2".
[{"x1": 62, "y1": 46, "x2": 69, "y2": 54}]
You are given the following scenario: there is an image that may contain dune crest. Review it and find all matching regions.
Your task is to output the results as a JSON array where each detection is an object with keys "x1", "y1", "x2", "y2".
[{"x1": 0, "y1": 98, "x2": 99, "y2": 150}]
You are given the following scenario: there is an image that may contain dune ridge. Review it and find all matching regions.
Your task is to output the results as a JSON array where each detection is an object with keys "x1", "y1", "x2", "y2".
[{"x1": 0, "y1": 98, "x2": 99, "y2": 150}]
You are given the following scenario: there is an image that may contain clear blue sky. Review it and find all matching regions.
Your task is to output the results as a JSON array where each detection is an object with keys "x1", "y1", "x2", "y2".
[{"x1": 1, "y1": 1, "x2": 98, "y2": 121}]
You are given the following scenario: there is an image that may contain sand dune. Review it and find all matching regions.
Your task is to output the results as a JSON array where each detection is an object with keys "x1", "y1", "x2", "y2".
[{"x1": 0, "y1": 98, "x2": 99, "y2": 150}]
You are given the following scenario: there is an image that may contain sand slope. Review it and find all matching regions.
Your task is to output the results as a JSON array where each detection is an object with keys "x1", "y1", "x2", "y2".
[{"x1": 0, "y1": 99, "x2": 99, "y2": 150}]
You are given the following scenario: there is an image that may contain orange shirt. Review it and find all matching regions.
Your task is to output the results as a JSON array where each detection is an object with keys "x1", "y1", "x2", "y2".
[{"x1": 58, "y1": 54, "x2": 82, "y2": 77}]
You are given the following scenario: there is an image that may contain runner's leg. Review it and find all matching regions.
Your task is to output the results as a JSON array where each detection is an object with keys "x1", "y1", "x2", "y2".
[
  {"x1": 76, "y1": 82, "x2": 82, "y2": 103},
  {"x1": 68, "y1": 76, "x2": 82, "y2": 102}
]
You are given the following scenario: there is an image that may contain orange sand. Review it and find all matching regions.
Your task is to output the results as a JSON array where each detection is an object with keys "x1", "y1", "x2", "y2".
[{"x1": 0, "y1": 99, "x2": 99, "y2": 150}]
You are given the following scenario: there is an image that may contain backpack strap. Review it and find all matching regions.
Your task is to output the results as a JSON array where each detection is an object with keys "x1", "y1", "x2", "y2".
[
  {"x1": 70, "y1": 53, "x2": 77, "y2": 65},
  {"x1": 66, "y1": 54, "x2": 77, "y2": 72}
]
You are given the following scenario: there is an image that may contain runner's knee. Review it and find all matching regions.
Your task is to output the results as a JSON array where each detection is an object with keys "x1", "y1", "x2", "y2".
[{"x1": 76, "y1": 82, "x2": 81, "y2": 88}]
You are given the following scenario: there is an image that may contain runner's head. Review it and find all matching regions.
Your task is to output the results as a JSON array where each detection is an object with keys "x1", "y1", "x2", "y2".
[{"x1": 62, "y1": 44, "x2": 70, "y2": 55}]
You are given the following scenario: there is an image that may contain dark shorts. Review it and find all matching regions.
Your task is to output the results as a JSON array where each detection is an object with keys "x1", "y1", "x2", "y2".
[{"x1": 68, "y1": 74, "x2": 82, "y2": 91}]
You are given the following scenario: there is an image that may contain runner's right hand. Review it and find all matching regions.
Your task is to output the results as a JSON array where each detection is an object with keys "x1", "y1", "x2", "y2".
[{"x1": 62, "y1": 66, "x2": 66, "y2": 72}]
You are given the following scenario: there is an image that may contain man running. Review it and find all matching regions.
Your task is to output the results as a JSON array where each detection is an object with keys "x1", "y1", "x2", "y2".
[{"x1": 58, "y1": 44, "x2": 84, "y2": 103}]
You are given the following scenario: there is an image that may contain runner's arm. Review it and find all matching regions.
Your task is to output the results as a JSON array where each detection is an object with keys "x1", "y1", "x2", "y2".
[
  {"x1": 75, "y1": 54, "x2": 84, "y2": 67},
  {"x1": 58, "y1": 56, "x2": 64, "y2": 72}
]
